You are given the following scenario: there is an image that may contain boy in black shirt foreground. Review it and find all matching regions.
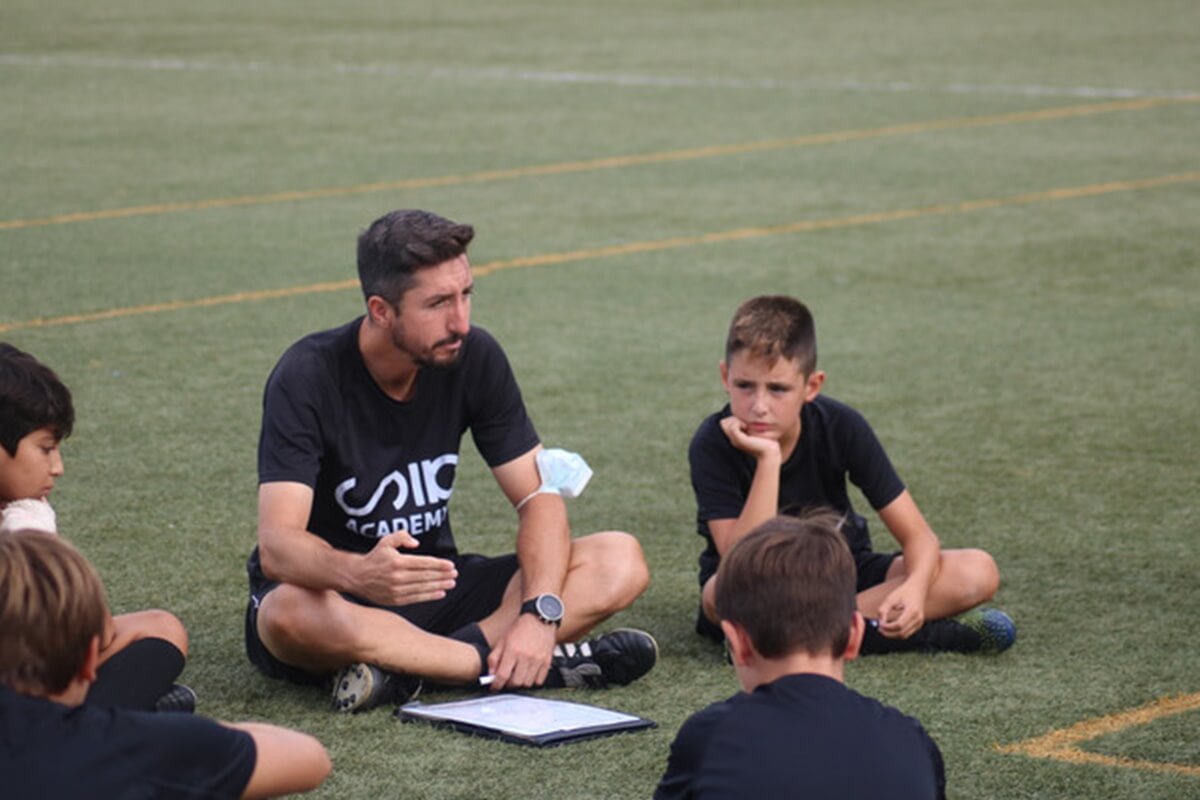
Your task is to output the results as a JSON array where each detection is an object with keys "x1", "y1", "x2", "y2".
[
  {"x1": 0, "y1": 530, "x2": 330, "y2": 798},
  {"x1": 689, "y1": 295, "x2": 1014, "y2": 653},
  {"x1": 657, "y1": 512, "x2": 946, "y2": 799}
]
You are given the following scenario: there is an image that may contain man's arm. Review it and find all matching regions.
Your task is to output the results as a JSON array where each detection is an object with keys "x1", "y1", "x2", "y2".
[
  {"x1": 874, "y1": 490, "x2": 942, "y2": 637},
  {"x1": 257, "y1": 481, "x2": 456, "y2": 606},
  {"x1": 226, "y1": 721, "x2": 331, "y2": 799},
  {"x1": 486, "y1": 446, "x2": 570, "y2": 689}
]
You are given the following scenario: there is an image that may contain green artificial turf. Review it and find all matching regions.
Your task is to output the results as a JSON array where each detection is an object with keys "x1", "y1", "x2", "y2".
[{"x1": 2, "y1": 1, "x2": 1198, "y2": 797}]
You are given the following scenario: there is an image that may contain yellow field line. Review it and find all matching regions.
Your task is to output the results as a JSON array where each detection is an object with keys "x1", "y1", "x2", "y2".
[
  {"x1": 1, "y1": 95, "x2": 1196, "y2": 233},
  {"x1": 995, "y1": 692, "x2": 1200, "y2": 778},
  {"x1": 3, "y1": 169, "x2": 1196, "y2": 335}
]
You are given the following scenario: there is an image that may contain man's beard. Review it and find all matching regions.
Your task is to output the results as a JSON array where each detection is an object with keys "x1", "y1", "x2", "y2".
[{"x1": 393, "y1": 329, "x2": 466, "y2": 369}]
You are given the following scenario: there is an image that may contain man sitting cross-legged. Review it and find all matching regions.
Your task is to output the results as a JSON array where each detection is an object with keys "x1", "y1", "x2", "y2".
[{"x1": 244, "y1": 208, "x2": 656, "y2": 712}]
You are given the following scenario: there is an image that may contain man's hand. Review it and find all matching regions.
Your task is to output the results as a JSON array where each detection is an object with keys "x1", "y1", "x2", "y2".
[
  {"x1": 719, "y1": 415, "x2": 781, "y2": 461},
  {"x1": 353, "y1": 530, "x2": 458, "y2": 607},
  {"x1": 486, "y1": 613, "x2": 558, "y2": 691},
  {"x1": 876, "y1": 579, "x2": 927, "y2": 639}
]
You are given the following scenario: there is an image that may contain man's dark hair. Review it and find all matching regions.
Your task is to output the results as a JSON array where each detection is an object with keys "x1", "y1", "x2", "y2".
[
  {"x1": 725, "y1": 295, "x2": 818, "y2": 375},
  {"x1": 0, "y1": 343, "x2": 74, "y2": 457},
  {"x1": 714, "y1": 510, "x2": 856, "y2": 659},
  {"x1": 356, "y1": 209, "x2": 476, "y2": 304}
]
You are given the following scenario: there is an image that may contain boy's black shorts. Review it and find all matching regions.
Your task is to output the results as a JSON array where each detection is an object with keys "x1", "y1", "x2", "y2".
[
  {"x1": 695, "y1": 549, "x2": 900, "y2": 642},
  {"x1": 245, "y1": 553, "x2": 518, "y2": 686}
]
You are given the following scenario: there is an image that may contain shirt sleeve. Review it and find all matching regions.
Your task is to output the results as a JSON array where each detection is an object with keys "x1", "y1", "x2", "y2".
[
  {"x1": 464, "y1": 329, "x2": 540, "y2": 468},
  {"x1": 257, "y1": 346, "x2": 328, "y2": 487},
  {"x1": 131, "y1": 712, "x2": 258, "y2": 797},
  {"x1": 654, "y1": 702, "x2": 730, "y2": 800},
  {"x1": 834, "y1": 404, "x2": 905, "y2": 510}
]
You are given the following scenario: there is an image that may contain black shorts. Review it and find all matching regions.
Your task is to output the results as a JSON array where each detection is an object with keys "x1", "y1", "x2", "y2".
[
  {"x1": 244, "y1": 553, "x2": 518, "y2": 686},
  {"x1": 694, "y1": 549, "x2": 901, "y2": 643}
]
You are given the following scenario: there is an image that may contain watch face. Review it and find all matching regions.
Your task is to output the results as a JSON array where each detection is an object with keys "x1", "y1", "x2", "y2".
[{"x1": 537, "y1": 594, "x2": 564, "y2": 621}]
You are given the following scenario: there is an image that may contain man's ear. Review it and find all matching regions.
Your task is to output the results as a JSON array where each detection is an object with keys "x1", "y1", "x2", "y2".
[
  {"x1": 365, "y1": 295, "x2": 394, "y2": 327},
  {"x1": 843, "y1": 611, "x2": 865, "y2": 662},
  {"x1": 720, "y1": 619, "x2": 754, "y2": 666},
  {"x1": 803, "y1": 370, "x2": 826, "y2": 403}
]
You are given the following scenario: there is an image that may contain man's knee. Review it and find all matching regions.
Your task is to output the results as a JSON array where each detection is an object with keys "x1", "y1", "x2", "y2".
[
  {"x1": 258, "y1": 585, "x2": 357, "y2": 657},
  {"x1": 577, "y1": 531, "x2": 650, "y2": 610}
]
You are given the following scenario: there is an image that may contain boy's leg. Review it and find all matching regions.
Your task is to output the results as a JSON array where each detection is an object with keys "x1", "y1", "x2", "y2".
[
  {"x1": 855, "y1": 548, "x2": 1012, "y2": 655},
  {"x1": 856, "y1": 548, "x2": 1000, "y2": 622},
  {"x1": 86, "y1": 636, "x2": 185, "y2": 710},
  {"x1": 104, "y1": 609, "x2": 189, "y2": 660}
]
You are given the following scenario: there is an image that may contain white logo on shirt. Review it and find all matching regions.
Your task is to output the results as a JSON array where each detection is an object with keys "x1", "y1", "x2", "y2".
[{"x1": 334, "y1": 454, "x2": 457, "y2": 537}]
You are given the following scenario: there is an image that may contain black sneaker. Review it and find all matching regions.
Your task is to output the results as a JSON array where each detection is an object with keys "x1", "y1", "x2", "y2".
[
  {"x1": 919, "y1": 608, "x2": 1017, "y2": 654},
  {"x1": 542, "y1": 628, "x2": 658, "y2": 689},
  {"x1": 154, "y1": 683, "x2": 197, "y2": 714},
  {"x1": 331, "y1": 663, "x2": 422, "y2": 713}
]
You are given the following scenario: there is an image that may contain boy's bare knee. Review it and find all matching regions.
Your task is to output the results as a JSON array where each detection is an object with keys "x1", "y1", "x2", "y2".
[
  {"x1": 119, "y1": 609, "x2": 190, "y2": 656},
  {"x1": 960, "y1": 549, "x2": 1000, "y2": 606}
]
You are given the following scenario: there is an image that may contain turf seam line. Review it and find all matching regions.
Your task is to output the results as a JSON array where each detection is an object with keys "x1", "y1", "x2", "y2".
[
  {"x1": 1, "y1": 96, "x2": 1196, "y2": 232},
  {"x1": 3, "y1": 54, "x2": 1197, "y2": 100},
  {"x1": 2, "y1": 170, "x2": 1196, "y2": 334}
]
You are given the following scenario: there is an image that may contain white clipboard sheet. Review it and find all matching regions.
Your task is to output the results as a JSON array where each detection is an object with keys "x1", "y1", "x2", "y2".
[{"x1": 395, "y1": 693, "x2": 656, "y2": 747}]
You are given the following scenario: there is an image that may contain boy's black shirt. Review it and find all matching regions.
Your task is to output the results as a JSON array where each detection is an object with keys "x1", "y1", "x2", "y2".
[
  {"x1": 689, "y1": 394, "x2": 906, "y2": 585},
  {"x1": 0, "y1": 686, "x2": 255, "y2": 799},
  {"x1": 654, "y1": 673, "x2": 946, "y2": 800}
]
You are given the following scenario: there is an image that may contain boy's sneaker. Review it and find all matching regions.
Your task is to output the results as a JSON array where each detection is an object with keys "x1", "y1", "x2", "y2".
[
  {"x1": 921, "y1": 608, "x2": 1017, "y2": 654},
  {"x1": 331, "y1": 663, "x2": 422, "y2": 713},
  {"x1": 542, "y1": 628, "x2": 658, "y2": 689},
  {"x1": 154, "y1": 683, "x2": 197, "y2": 714}
]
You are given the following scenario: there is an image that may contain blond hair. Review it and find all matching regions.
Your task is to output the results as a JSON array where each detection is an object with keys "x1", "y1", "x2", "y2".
[{"x1": 0, "y1": 530, "x2": 107, "y2": 695}]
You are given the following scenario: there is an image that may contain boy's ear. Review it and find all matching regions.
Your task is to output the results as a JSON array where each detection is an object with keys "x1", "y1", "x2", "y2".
[
  {"x1": 79, "y1": 635, "x2": 101, "y2": 685},
  {"x1": 843, "y1": 611, "x2": 865, "y2": 662},
  {"x1": 718, "y1": 360, "x2": 730, "y2": 392},
  {"x1": 720, "y1": 619, "x2": 754, "y2": 666},
  {"x1": 803, "y1": 370, "x2": 826, "y2": 403}
]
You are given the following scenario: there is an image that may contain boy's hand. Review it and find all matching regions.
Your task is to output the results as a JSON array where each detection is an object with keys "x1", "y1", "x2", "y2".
[
  {"x1": 720, "y1": 416, "x2": 781, "y2": 461},
  {"x1": 876, "y1": 581, "x2": 926, "y2": 639},
  {"x1": 355, "y1": 531, "x2": 458, "y2": 606}
]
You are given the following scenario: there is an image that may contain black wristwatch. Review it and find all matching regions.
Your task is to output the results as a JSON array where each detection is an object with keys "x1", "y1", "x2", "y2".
[{"x1": 520, "y1": 593, "x2": 564, "y2": 627}]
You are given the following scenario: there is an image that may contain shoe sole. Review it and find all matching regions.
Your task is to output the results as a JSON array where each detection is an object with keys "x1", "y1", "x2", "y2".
[{"x1": 332, "y1": 663, "x2": 376, "y2": 713}]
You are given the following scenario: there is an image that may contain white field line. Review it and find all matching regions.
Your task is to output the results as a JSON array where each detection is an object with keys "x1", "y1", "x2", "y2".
[{"x1": 1, "y1": 54, "x2": 1196, "y2": 100}]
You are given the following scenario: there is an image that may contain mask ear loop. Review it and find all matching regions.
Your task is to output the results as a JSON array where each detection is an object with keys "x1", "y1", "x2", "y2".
[{"x1": 514, "y1": 486, "x2": 555, "y2": 512}]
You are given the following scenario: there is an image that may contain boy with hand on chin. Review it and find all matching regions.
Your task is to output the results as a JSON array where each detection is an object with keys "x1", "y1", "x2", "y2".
[
  {"x1": 656, "y1": 512, "x2": 946, "y2": 799},
  {"x1": 0, "y1": 342, "x2": 194, "y2": 710},
  {"x1": 688, "y1": 296, "x2": 1014, "y2": 654}
]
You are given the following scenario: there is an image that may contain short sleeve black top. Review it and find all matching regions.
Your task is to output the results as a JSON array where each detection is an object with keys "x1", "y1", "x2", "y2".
[
  {"x1": 255, "y1": 320, "x2": 538, "y2": 564},
  {"x1": 688, "y1": 395, "x2": 905, "y2": 583},
  {"x1": 0, "y1": 687, "x2": 256, "y2": 799},
  {"x1": 654, "y1": 673, "x2": 946, "y2": 800}
]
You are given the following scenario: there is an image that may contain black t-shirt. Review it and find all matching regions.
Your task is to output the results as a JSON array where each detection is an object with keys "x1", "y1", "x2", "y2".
[
  {"x1": 688, "y1": 394, "x2": 906, "y2": 584},
  {"x1": 0, "y1": 687, "x2": 256, "y2": 799},
  {"x1": 253, "y1": 319, "x2": 539, "y2": 570},
  {"x1": 655, "y1": 673, "x2": 946, "y2": 800}
]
